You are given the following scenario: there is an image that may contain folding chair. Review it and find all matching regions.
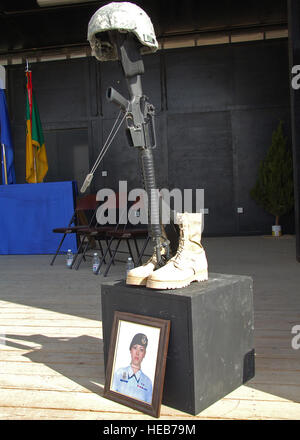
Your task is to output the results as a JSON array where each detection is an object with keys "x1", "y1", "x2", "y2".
[
  {"x1": 50, "y1": 194, "x2": 101, "y2": 266},
  {"x1": 94, "y1": 194, "x2": 150, "y2": 277},
  {"x1": 101, "y1": 227, "x2": 150, "y2": 277},
  {"x1": 71, "y1": 191, "x2": 126, "y2": 271},
  {"x1": 71, "y1": 224, "x2": 114, "y2": 270}
]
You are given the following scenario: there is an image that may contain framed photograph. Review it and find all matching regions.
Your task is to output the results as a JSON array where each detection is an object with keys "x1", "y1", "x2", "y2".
[{"x1": 104, "y1": 311, "x2": 171, "y2": 418}]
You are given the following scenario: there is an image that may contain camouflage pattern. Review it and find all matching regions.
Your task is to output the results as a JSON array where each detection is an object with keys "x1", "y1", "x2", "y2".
[{"x1": 87, "y1": 1, "x2": 158, "y2": 61}]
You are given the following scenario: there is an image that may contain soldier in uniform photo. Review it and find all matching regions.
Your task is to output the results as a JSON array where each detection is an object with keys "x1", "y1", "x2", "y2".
[{"x1": 111, "y1": 333, "x2": 153, "y2": 404}]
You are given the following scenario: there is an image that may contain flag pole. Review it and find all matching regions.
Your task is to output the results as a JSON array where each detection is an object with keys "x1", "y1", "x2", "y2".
[
  {"x1": 1, "y1": 66, "x2": 8, "y2": 184},
  {"x1": 25, "y1": 59, "x2": 37, "y2": 183},
  {"x1": 1, "y1": 143, "x2": 8, "y2": 184}
]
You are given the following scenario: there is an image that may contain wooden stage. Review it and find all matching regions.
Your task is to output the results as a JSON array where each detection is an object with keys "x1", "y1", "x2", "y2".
[{"x1": 0, "y1": 236, "x2": 299, "y2": 420}]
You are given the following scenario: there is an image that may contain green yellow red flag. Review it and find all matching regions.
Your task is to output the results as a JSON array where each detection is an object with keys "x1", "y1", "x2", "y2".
[{"x1": 26, "y1": 70, "x2": 48, "y2": 183}]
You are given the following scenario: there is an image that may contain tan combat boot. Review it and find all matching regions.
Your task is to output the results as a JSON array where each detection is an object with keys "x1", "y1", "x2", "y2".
[
  {"x1": 146, "y1": 212, "x2": 208, "y2": 290},
  {"x1": 126, "y1": 221, "x2": 179, "y2": 286}
]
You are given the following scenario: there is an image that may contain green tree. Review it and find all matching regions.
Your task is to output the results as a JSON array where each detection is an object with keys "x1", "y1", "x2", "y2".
[{"x1": 250, "y1": 121, "x2": 294, "y2": 226}]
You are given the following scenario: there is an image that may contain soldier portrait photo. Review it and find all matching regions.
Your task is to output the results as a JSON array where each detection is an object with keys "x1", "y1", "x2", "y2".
[{"x1": 110, "y1": 321, "x2": 161, "y2": 405}]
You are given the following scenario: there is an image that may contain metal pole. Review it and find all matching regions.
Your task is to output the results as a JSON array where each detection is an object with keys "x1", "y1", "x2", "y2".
[
  {"x1": 25, "y1": 60, "x2": 37, "y2": 183},
  {"x1": 2, "y1": 143, "x2": 8, "y2": 184}
]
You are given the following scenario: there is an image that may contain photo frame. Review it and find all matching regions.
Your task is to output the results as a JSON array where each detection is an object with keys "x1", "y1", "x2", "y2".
[{"x1": 104, "y1": 311, "x2": 171, "y2": 418}]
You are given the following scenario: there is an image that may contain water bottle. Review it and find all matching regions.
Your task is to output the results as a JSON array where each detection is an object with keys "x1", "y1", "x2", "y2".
[
  {"x1": 126, "y1": 257, "x2": 134, "y2": 276},
  {"x1": 66, "y1": 249, "x2": 73, "y2": 268},
  {"x1": 93, "y1": 252, "x2": 100, "y2": 274}
]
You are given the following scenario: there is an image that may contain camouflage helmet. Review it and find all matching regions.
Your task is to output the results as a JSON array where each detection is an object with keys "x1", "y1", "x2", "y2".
[{"x1": 87, "y1": 1, "x2": 158, "y2": 61}]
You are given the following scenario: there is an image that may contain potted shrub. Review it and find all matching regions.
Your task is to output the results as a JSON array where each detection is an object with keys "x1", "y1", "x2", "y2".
[{"x1": 250, "y1": 121, "x2": 294, "y2": 236}]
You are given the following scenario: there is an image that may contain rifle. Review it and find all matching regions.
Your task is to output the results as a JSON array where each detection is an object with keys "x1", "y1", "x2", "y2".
[{"x1": 106, "y1": 31, "x2": 168, "y2": 266}]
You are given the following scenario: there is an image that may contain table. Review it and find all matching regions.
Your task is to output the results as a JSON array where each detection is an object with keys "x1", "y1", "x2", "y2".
[{"x1": 0, "y1": 181, "x2": 77, "y2": 254}]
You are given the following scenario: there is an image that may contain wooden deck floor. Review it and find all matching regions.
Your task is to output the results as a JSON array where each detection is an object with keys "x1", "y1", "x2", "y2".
[{"x1": 0, "y1": 236, "x2": 300, "y2": 420}]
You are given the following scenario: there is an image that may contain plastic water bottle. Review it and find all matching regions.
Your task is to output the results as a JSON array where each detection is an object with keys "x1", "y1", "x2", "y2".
[
  {"x1": 126, "y1": 257, "x2": 134, "y2": 276},
  {"x1": 66, "y1": 249, "x2": 73, "y2": 268},
  {"x1": 93, "y1": 252, "x2": 100, "y2": 274}
]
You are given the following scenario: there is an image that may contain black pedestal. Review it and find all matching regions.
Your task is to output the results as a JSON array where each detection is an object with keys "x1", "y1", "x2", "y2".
[{"x1": 101, "y1": 273, "x2": 255, "y2": 415}]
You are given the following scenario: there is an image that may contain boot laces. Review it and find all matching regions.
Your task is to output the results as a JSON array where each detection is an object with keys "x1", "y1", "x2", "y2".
[{"x1": 170, "y1": 236, "x2": 186, "y2": 264}]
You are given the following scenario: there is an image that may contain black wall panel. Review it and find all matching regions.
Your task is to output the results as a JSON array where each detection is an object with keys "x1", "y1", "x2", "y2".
[
  {"x1": 101, "y1": 117, "x2": 140, "y2": 192},
  {"x1": 168, "y1": 111, "x2": 235, "y2": 235},
  {"x1": 28, "y1": 61, "x2": 89, "y2": 122},
  {"x1": 6, "y1": 39, "x2": 292, "y2": 235},
  {"x1": 232, "y1": 42, "x2": 290, "y2": 107},
  {"x1": 45, "y1": 128, "x2": 89, "y2": 184},
  {"x1": 165, "y1": 46, "x2": 233, "y2": 113}
]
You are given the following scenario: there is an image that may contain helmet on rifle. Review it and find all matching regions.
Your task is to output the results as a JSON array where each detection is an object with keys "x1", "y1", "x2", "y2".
[{"x1": 87, "y1": 1, "x2": 158, "y2": 61}]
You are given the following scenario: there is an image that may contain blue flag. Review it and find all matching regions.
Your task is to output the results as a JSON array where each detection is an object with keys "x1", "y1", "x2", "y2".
[{"x1": 0, "y1": 88, "x2": 16, "y2": 184}]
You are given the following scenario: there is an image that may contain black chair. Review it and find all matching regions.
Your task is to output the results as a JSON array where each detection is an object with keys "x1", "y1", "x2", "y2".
[
  {"x1": 50, "y1": 194, "x2": 106, "y2": 266},
  {"x1": 101, "y1": 227, "x2": 150, "y2": 277},
  {"x1": 71, "y1": 224, "x2": 114, "y2": 270},
  {"x1": 94, "y1": 194, "x2": 150, "y2": 277}
]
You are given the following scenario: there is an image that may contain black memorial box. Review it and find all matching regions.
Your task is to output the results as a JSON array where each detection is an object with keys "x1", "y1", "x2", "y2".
[{"x1": 101, "y1": 273, "x2": 255, "y2": 415}]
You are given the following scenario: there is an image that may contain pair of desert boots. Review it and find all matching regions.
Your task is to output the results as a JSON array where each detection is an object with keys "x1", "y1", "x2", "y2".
[{"x1": 126, "y1": 212, "x2": 208, "y2": 290}]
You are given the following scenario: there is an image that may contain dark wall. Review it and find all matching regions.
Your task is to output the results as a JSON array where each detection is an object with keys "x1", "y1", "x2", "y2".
[
  {"x1": 288, "y1": 0, "x2": 300, "y2": 261},
  {"x1": 6, "y1": 38, "x2": 292, "y2": 235}
]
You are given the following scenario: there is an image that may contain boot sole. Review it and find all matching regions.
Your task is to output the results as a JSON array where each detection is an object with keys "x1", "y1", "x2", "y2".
[
  {"x1": 146, "y1": 269, "x2": 208, "y2": 290},
  {"x1": 126, "y1": 275, "x2": 148, "y2": 286}
]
